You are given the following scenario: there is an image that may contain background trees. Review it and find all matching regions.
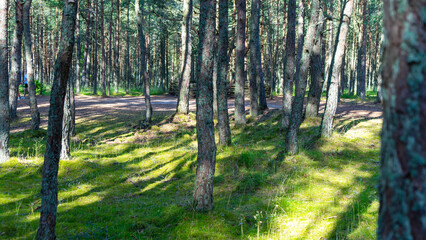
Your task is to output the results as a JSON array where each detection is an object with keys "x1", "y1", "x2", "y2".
[{"x1": 0, "y1": 0, "x2": 9, "y2": 163}]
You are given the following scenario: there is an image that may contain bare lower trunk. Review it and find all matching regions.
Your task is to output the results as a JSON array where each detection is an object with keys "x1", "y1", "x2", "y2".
[
  {"x1": 9, "y1": 0, "x2": 23, "y2": 119},
  {"x1": 0, "y1": 0, "x2": 10, "y2": 163},
  {"x1": 234, "y1": 0, "x2": 246, "y2": 125}
]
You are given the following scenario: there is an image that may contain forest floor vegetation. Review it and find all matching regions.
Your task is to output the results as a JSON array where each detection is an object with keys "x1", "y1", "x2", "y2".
[{"x1": 1, "y1": 93, "x2": 381, "y2": 239}]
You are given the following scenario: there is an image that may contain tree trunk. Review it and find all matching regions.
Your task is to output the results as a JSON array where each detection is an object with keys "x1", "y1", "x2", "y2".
[
  {"x1": 305, "y1": 8, "x2": 325, "y2": 118},
  {"x1": 136, "y1": 0, "x2": 152, "y2": 123},
  {"x1": 125, "y1": 4, "x2": 130, "y2": 94},
  {"x1": 114, "y1": 0, "x2": 120, "y2": 93},
  {"x1": 92, "y1": 0, "x2": 98, "y2": 95},
  {"x1": 358, "y1": 0, "x2": 367, "y2": 101},
  {"x1": 177, "y1": 0, "x2": 193, "y2": 114},
  {"x1": 101, "y1": 0, "x2": 106, "y2": 96},
  {"x1": 76, "y1": 3, "x2": 81, "y2": 94},
  {"x1": 234, "y1": 0, "x2": 246, "y2": 125},
  {"x1": 193, "y1": 0, "x2": 217, "y2": 212},
  {"x1": 61, "y1": 68, "x2": 73, "y2": 160},
  {"x1": 281, "y1": 0, "x2": 296, "y2": 128},
  {"x1": 249, "y1": 0, "x2": 260, "y2": 117},
  {"x1": 379, "y1": 0, "x2": 426, "y2": 238},
  {"x1": 0, "y1": 0, "x2": 9, "y2": 163},
  {"x1": 82, "y1": 0, "x2": 91, "y2": 92},
  {"x1": 217, "y1": 0, "x2": 231, "y2": 146},
  {"x1": 23, "y1": 0, "x2": 40, "y2": 130},
  {"x1": 108, "y1": 1, "x2": 113, "y2": 96},
  {"x1": 9, "y1": 0, "x2": 23, "y2": 120},
  {"x1": 285, "y1": 0, "x2": 320, "y2": 154},
  {"x1": 320, "y1": 0, "x2": 354, "y2": 138},
  {"x1": 36, "y1": 1, "x2": 77, "y2": 238}
]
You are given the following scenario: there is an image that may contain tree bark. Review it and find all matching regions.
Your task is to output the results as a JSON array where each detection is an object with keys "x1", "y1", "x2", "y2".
[
  {"x1": 305, "y1": 8, "x2": 325, "y2": 118},
  {"x1": 285, "y1": 0, "x2": 320, "y2": 154},
  {"x1": 82, "y1": 0, "x2": 91, "y2": 92},
  {"x1": 75, "y1": 2, "x2": 81, "y2": 94},
  {"x1": 36, "y1": 1, "x2": 77, "y2": 238},
  {"x1": 0, "y1": 0, "x2": 9, "y2": 163},
  {"x1": 281, "y1": 0, "x2": 296, "y2": 128},
  {"x1": 9, "y1": 0, "x2": 23, "y2": 120},
  {"x1": 249, "y1": 0, "x2": 260, "y2": 117},
  {"x1": 217, "y1": 0, "x2": 231, "y2": 146},
  {"x1": 358, "y1": 0, "x2": 367, "y2": 101},
  {"x1": 177, "y1": 0, "x2": 192, "y2": 114},
  {"x1": 61, "y1": 68, "x2": 73, "y2": 160},
  {"x1": 92, "y1": 0, "x2": 98, "y2": 95},
  {"x1": 23, "y1": 0, "x2": 40, "y2": 130},
  {"x1": 234, "y1": 0, "x2": 246, "y2": 125},
  {"x1": 114, "y1": 0, "x2": 120, "y2": 93},
  {"x1": 136, "y1": 0, "x2": 152, "y2": 123},
  {"x1": 193, "y1": 0, "x2": 217, "y2": 212},
  {"x1": 101, "y1": 0, "x2": 106, "y2": 96},
  {"x1": 378, "y1": 0, "x2": 426, "y2": 238},
  {"x1": 321, "y1": 0, "x2": 354, "y2": 138}
]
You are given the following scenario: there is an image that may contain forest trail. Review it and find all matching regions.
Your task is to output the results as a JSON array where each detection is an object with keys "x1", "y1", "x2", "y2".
[{"x1": 12, "y1": 95, "x2": 382, "y2": 133}]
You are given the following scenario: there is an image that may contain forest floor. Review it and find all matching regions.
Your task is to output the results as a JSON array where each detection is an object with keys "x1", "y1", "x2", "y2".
[{"x1": 1, "y1": 94, "x2": 382, "y2": 239}]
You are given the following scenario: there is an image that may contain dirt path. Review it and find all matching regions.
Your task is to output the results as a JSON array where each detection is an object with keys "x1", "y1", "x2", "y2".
[{"x1": 12, "y1": 95, "x2": 382, "y2": 133}]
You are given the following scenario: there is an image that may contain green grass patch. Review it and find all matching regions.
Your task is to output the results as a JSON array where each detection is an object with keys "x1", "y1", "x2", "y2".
[{"x1": 0, "y1": 108, "x2": 381, "y2": 239}]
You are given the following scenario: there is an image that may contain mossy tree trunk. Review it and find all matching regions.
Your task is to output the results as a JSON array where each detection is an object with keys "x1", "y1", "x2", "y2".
[
  {"x1": 378, "y1": 0, "x2": 426, "y2": 238},
  {"x1": 285, "y1": 0, "x2": 320, "y2": 154},
  {"x1": 234, "y1": 0, "x2": 246, "y2": 125},
  {"x1": 321, "y1": 0, "x2": 354, "y2": 138},
  {"x1": 36, "y1": 1, "x2": 78, "y2": 238},
  {"x1": 177, "y1": 0, "x2": 193, "y2": 114},
  {"x1": 0, "y1": 0, "x2": 9, "y2": 163},
  {"x1": 23, "y1": 0, "x2": 40, "y2": 130},
  {"x1": 193, "y1": 0, "x2": 217, "y2": 212},
  {"x1": 217, "y1": 0, "x2": 231, "y2": 146}
]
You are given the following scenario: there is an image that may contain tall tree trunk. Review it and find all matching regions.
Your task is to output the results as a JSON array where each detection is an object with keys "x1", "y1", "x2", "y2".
[
  {"x1": 9, "y1": 0, "x2": 23, "y2": 120},
  {"x1": 61, "y1": 67, "x2": 73, "y2": 160},
  {"x1": 320, "y1": 0, "x2": 354, "y2": 138},
  {"x1": 375, "y1": 33, "x2": 384, "y2": 103},
  {"x1": 108, "y1": 0, "x2": 113, "y2": 96},
  {"x1": 249, "y1": 0, "x2": 260, "y2": 117},
  {"x1": 75, "y1": 2, "x2": 81, "y2": 94},
  {"x1": 193, "y1": 0, "x2": 217, "y2": 212},
  {"x1": 82, "y1": 0, "x2": 91, "y2": 91},
  {"x1": 358, "y1": 0, "x2": 367, "y2": 101},
  {"x1": 234, "y1": 0, "x2": 246, "y2": 125},
  {"x1": 285, "y1": 0, "x2": 320, "y2": 154},
  {"x1": 176, "y1": 0, "x2": 193, "y2": 114},
  {"x1": 379, "y1": 0, "x2": 426, "y2": 238},
  {"x1": 217, "y1": 0, "x2": 231, "y2": 146},
  {"x1": 0, "y1": 0, "x2": 9, "y2": 163},
  {"x1": 23, "y1": 0, "x2": 40, "y2": 130},
  {"x1": 101, "y1": 0, "x2": 106, "y2": 96},
  {"x1": 114, "y1": 0, "x2": 120, "y2": 93},
  {"x1": 305, "y1": 8, "x2": 325, "y2": 118},
  {"x1": 136, "y1": 0, "x2": 152, "y2": 123},
  {"x1": 282, "y1": 0, "x2": 300, "y2": 128},
  {"x1": 92, "y1": 0, "x2": 98, "y2": 95},
  {"x1": 36, "y1": 1, "x2": 77, "y2": 238},
  {"x1": 125, "y1": 4, "x2": 130, "y2": 94}
]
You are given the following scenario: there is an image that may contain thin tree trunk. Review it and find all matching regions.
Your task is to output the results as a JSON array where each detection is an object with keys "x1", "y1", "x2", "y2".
[
  {"x1": 193, "y1": 0, "x2": 217, "y2": 212},
  {"x1": 9, "y1": 0, "x2": 23, "y2": 120},
  {"x1": 23, "y1": 0, "x2": 40, "y2": 130},
  {"x1": 61, "y1": 67, "x2": 73, "y2": 160},
  {"x1": 177, "y1": 0, "x2": 193, "y2": 114},
  {"x1": 234, "y1": 0, "x2": 246, "y2": 125},
  {"x1": 125, "y1": 4, "x2": 130, "y2": 94},
  {"x1": 36, "y1": 1, "x2": 77, "y2": 238},
  {"x1": 82, "y1": 0, "x2": 91, "y2": 91},
  {"x1": 136, "y1": 0, "x2": 152, "y2": 123},
  {"x1": 114, "y1": 0, "x2": 120, "y2": 93},
  {"x1": 101, "y1": 0, "x2": 106, "y2": 96},
  {"x1": 379, "y1": 0, "x2": 426, "y2": 238},
  {"x1": 0, "y1": 0, "x2": 10, "y2": 163},
  {"x1": 217, "y1": 0, "x2": 231, "y2": 146},
  {"x1": 285, "y1": 0, "x2": 320, "y2": 154},
  {"x1": 321, "y1": 0, "x2": 354, "y2": 138},
  {"x1": 249, "y1": 0, "x2": 260, "y2": 117},
  {"x1": 93, "y1": 0, "x2": 98, "y2": 95},
  {"x1": 76, "y1": 3, "x2": 81, "y2": 94}
]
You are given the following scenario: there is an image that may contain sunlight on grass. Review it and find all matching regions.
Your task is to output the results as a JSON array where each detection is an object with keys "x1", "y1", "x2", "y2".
[{"x1": 0, "y1": 108, "x2": 381, "y2": 239}]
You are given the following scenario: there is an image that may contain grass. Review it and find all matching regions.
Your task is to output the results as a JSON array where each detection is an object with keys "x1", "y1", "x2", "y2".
[{"x1": 0, "y1": 107, "x2": 381, "y2": 239}]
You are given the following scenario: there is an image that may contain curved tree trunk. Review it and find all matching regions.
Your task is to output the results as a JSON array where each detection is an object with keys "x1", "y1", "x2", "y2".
[
  {"x1": 281, "y1": 0, "x2": 296, "y2": 128},
  {"x1": 285, "y1": 0, "x2": 320, "y2": 154},
  {"x1": 176, "y1": 0, "x2": 192, "y2": 114},
  {"x1": 378, "y1": 0, "x2": 426, "y2": 238},
  {"x1": 217, "y1": 0, "x2": 231, "y2": 146},
  {"x1": 36, "y1": 1, "x2": 77, "y2": 238},
  {"x1": 0, "y1": 0, "x2": 10, "y2": 163},
  {"x1": 23, "y1": 0, "x2": 40, "y2": 130},
  {"x1": 193, "y1": 0, "x2": 217, "y2": 212},
  {"x1": 321, "y1": 0, "x2": 354, "y2": 138},
  {"x1": 9, "y1": 0, "x2": 23, "y2": 120},
  {"x1": 136, "y1": 0, "x2": 152, "y2": 123},
  {"x1": 234, "y1": 0, "x2": 246, "y2": 125}
]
